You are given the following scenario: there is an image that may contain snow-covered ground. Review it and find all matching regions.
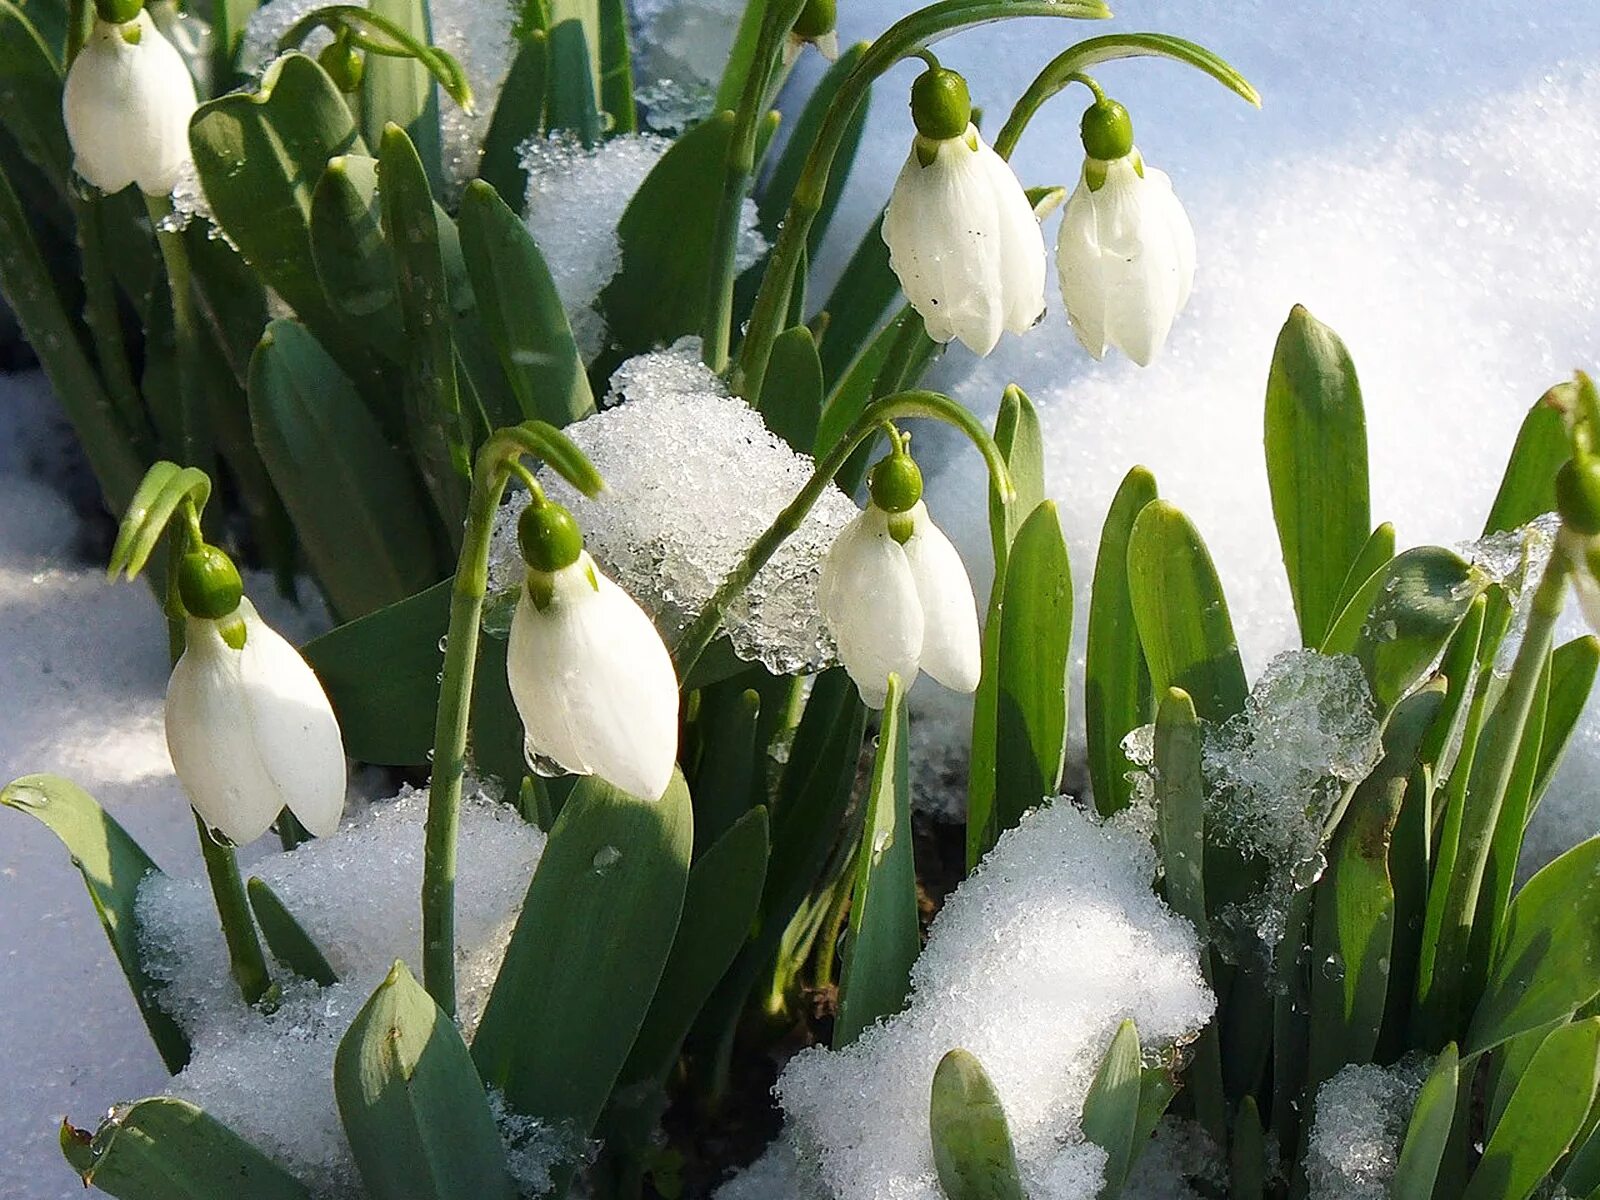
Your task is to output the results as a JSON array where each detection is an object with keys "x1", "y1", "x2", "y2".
[{"x1": 5, "y1": 1, "x2": 1600, "y2": 1196}]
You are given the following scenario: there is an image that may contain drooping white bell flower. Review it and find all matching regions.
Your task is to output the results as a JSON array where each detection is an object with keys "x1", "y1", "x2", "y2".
[
  {"x1": 881, "y1": 67, "x2": 1045, "y2": 357},
  {"x1": 506, "y1": 500, "x2": 680, "y2": 801},
  {"x1": 165, "y1": 549, "x2": 346, "y2": 844},
  {"x1": 62, "y1": 9, "x2": 198, "y2": 196},
  {"x1": 1056, "y1": 97, "x2": 1196, "y2": 367},
  {"x1": 818, "y1": 449, "x2": 981, "y2": 708}
]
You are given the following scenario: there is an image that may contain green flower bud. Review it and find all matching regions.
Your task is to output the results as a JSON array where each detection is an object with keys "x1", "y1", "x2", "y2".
[
  {"x1": 1558, "y1": 458, "x2": 1600, "y2": 537},
  {"x1": 1080, "y1": 97, "x2": 1134, "y2": 161},
  {"x1": 793, "y1": 0, "x2": 836, "y2": 40},
  {"x1": 869, "y1": 449, "x2": 924, "y2": 515},
  {"x1": 518, "y1": 499, "x2": 584, "y2": 573},
  {"x1": 910, "y1": 67, "x2": 971, "y2": 142},
  {"x1": 177, "y1": 544, "x2": 243, "y2": 621},
  {"x1": 318, "y1": 31, "x2": 364, "y2": 92},
  {"x1": 94, "y1": 0, "x2": 144, "y2": 25}
]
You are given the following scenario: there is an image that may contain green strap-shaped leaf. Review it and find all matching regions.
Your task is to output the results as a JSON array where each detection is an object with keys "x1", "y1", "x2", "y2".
[
  {"x1": 1531, "y1": 636, "x2": 1600, "y2": 817},
  {"x1": 1080, "y1": 1020, "x2": 1142, "y2": 1197},
  {"x1": 361, "y1": 0, "x2": 443, "y2": 193},
  {"x1": 758, "y1": 42, "x2": 869, "y2": 254},
  {"x1": 1392, "y1": 1043, "x2": 1460, "y2": 1198},
  {"x1": 1264, "y1": 305, "x2": 1370, "y2": 647},
  {"x1": 1484, "y1": 392, "x2": 1568, "y2": 536},
  {"x1": 472, "y1": 772, "x2": 693, "y2": 1154},
  {"x1": 1085, "y1": 465, "x2": 1157, "y2": 816},
  {"x1": 1417, "y1": 592, "x2": 1487, "y2": 774},
  {"x1": 1307, "y1": 682, "x2": 1445, "y2": 1087},
  {"x1": 1126, "y1": 500, "x2": 1247, "y2": 722},
  {"x1": 815, "y1": 211, "x2": 901, "y2": 392},
  {"x1": 249, "y1": 319, "x2": 439, "y2": 619},
  {"x1": 929, "y1": 1049, "x2": 1025, "y2": 1200},
  {"x1": 0, "y1": 0, "x2": 69, "y2": 196},
  {"x1": 1323, "y1": 522, "x2": 1395, "y2": 639},
  {"x1": 596, "y1": 0, "x2": 634, "y2": 131},
  {"x1": 246, "y1": 878, "x2": 338, "y2": 986},
  {"x1": 309, "y1": 155, "x2": 405, "y2": 357},
  {"x1": 1228, "y1": 1096, "x2": 1265, "y2": 1200},
  {"x1": 3, "y1": 775, "x2": 190, "y2": 1073},
  {"x1": 335, "y1": 961, "x2": 517, "y2": 1200},
  {"x1": 688, "y1": 685, "x2": 761, "y2": 855},
  {"x1": 1468, "y1": 836, "x2": 1600, "y2": 1055},
  {"x1": 544, "y1": 0, "x2": 602, "y2": 112},
  {"x1": 1464, "y1": 1017, "x2": 1600, "y2": 1200},
  {"x1": 61, "y1": 1098, "x2": 310, "y2": 1199},
  {"x1": 836, "y1": 673, "x2": 919, "y2": 1047},
  {"x1": 477, "y1": 31, "x2": 548, "y2": 210},
  {"x1": 620, "y1": 807, "x2": 768, "y2": 1085},
  {"x1": 1320, "y1": 545, "x2": 1481, "y2": 714},
  {"x1": 1485, "y1": 1023, "x2": 1555, "y2": 1139},
  {"x1": 379, "y1": 123, "x2": 471, "y2": 529},
  {"x1": 544, "y1": 17, "x2": 601, "y2": 144},
  {"x1": 760, "y1": 325, "x2": 825, "y2": 453},
  {"x1": 984, "y1": 500, "x2": 1072, "y2": 854},
  {"x1": 987, "y1": 385, "x2": 1046, "y2": 569},
  {"x1": 458, "y1": 179, "x2": 595, "y2": 427}
]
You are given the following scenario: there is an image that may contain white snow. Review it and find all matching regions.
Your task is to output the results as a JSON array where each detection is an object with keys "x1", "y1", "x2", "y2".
[
  {"x1": 1306, "y1": 1058, "x2": 1430, "y2": 1200},
  {"x1": 489, "y1": 339, "x2": 859, "y2": 675},
  {"x1": 774, "y1": 800, "x2": 1213, "y2": 1200}
]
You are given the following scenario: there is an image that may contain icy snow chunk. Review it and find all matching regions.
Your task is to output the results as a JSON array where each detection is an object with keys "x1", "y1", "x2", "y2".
[
  {"x1": 714, "y1": 1135, "x2": 810, "y2": 1200},
  {"x1": 1306, "y1": 1059, "x2": 1429, "y2": 1200},
  {"x1": 1202, "y1": 650, "x2": 1382, "y2": 949},
  {"x1": 775, "y1": 801, "x2": 1214, "y2": 1200},
  {"x1": 1122, "y1": 1119, "x2": 1228, "y2": 1199},
  {"x1": 489, "y1": 340, "x2": 857, "y2": 674},
  {"x1": 134, "y1": 780, "x2": 546, "y2": 1196},
  {"x1": 630, "y1": 0, "x2": 743, "y2": 99}
]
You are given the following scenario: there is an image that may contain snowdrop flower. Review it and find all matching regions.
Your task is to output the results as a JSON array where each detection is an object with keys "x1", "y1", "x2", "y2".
[
  {"x1": 882, "y1": 66, "x2": 1046, "y2": 357},
  {"x1": 165, "y1": 546, "x2": 346, "y2": 844},
  {"x1": 818, "y1": 442, "x2": 981, "y2": 708},
  {"x1": 506, "y1": 497, "x2": 679, "y2": 801},
  {"x1": 62, "y1": 3, "x2": 198, "y2": 196},
  {"x1": 784, "y1": 0, "x2": 839, "y2": 66},
  {"x1": 1057, "y1": 96, "x2": 1196, "y2": 367}
]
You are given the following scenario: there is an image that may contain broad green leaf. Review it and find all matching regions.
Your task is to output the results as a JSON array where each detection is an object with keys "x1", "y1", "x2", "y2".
[
  {"x1": 0, "y1": 0, "x2": 69, "y2": 195},
  {"x1": 335, "y1": 961, "x2": 516, "y2": 1200},
  {"x1": 246, "y1": 877, "x2": 337, "y2": 986},
  {"x1": 1229, "y1": 1097, "x2": 1265, "y2": 1200},
  {"x1": 472, "y1": 772, "x2": 692, "y2": 1151},
  {"x1": 1307, "y1": 682, "x2": 1445, "y2": 1086},
  {"x1": 545, "y1": 0, "x2": 602, "y2": 113},
  {"x1": 1126, "y1": 500, "x2": 1247, "y2": 722},
  {"x1": 1264, "y1": 305, "x2": 1370, "y2": 647},
  {"x1": 989, "y1": 501, "x2": 1072, "y2": 846},
  {"x1": 544, "y1": 17, "x2": 601, "y2": 144},
  {"x1": 1081, "y1": 1020, "x2": 1142, "y2": 1196},
  {"x1": 1465, "y1": 1017, "x2": 1600, "y2": 1200},
  {"x1": 1086, "y1": 466, "x2": 1158, "y2": 816},
  {"x1": 987, "y1": 385, "x2": 1046, "y2": 568},
  {"x1": 620, "y1": 807, "x2": 768, "y2": 1084},
  {"x1": 378, "y1": 123, "x2": 470, "y2": 529},
  {"x1": 1484, "y1": 393, "x2": 1568, "y2": 536},
  {"x1": 457, "y1": 179, "x2": 595, "y2": 427},
  {"x1": 1469, "y1": 837, "x2": 1600, "y2": 1055},
  {"x1": 1324, "y1": 522, "x2": 1396, "y2": 639},
  {"x1": 758, "y1": 43, "x2": 869, "y2": 254},
  {"x1": 596, "y1": 0, "x2": 634, "y2": 131},
  {"x1": 309, "y1": 155, "x2": 404, "y2": 357},
  {"x1": 1, "y1": 775, "x2": 189, "y2": 1072},
  {"x1": 688, "y1": 685, "x2": 761, "y2": 856},
  {"x1": 477, "y1": 31, "x2": 548, "y2": 210},
  {"x1": 361, "y1": 0, "x2": 442, "y2": 193},
  {"x1": 760, "y1": 325, "x2": 825, "y2": 453},
  {"x1": 248, "y1": 319, "x2": 439, "y2": 619},
  {"x1": 1320, "y1": 546, "x2": 1481, "y2": 713},
  {"x1": 815, "y1": 211, "x2": 901, "y2": 391},
  {"x1": 1531, "y1": 636, "x2": 1600, "y2": 816},
  {"x1": 1392, "y1": 1044, "x2": 1460, "y2": 1199},
  {"x1": 1485, "y1": 1023, "x2": 1555, "y2": 1139},
  {"x1": 60, "y1": 1098, "x2": 310, "y2": 1199},
  {"x1": 929, "y1": 1049, "x2": 1025, "y2": 1200},
  {"x1": 836, "y1": 673, "x2": 919, "y2": 1047}
]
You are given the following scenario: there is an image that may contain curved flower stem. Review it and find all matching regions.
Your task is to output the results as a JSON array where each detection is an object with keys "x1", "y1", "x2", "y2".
[
  {"x1": 672, "y1": 389, "x2": 1013, "y2": 680},
  {"x1": 701, "y1": 0, "x2": 808, "y2": 372},
  {"x1": 730, "y1": 0, "x2": 1111, "y2": 401},
  {"x1": 422, "y1": 422, "x2": 602, "y2": 1013},
  {"x1": 991, "y1": 32, "x2": 1261, "y2": 162},
  {"x1": 278, "y1": 4, "x2": 474, "y2": 110}
]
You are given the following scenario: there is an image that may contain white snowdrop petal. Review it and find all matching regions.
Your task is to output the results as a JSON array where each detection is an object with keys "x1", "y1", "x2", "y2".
[
  {"x1": 819, "y1": 509, "x2": 924, "y2": 708},
  {"x1": 974, "y1": 138, "x2": 1047, "y2": 336},
  {"x1": 235, "y1": 602, "x2": 347, "y2": 839},
  {"x1": 901, "y1": 506, "x2": 982, "y2": 694},
  {"x1": 165, "y1": 619, "x2": 286, "y2": 845},
  {"x1": 1056, "y1": 176, "x2": 1110, "y2": 360},
  {"x1": 507, "y1": 573, "x2": 597, "y2": 781},
  {"x1": 62, "y1": 13, "x2": 197, "y2": 196},
  {"x1": 1145, "y1": 166, "x2": 1198, "y2": 312},
  {"x1": 882, "y1": 132, "x2": 1006, "y2": 356}
]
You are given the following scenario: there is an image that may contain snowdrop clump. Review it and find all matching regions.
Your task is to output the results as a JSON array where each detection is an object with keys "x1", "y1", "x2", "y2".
[
  {"x1": 774, "y1": 801, "x2": 1214, "y2": 1200},
  {"x1": 134, "y1": 780, "x2": 553, "y2": 1197},
  {"x1": 488, "y1": 339, "x2": 859, "y2": 674}
]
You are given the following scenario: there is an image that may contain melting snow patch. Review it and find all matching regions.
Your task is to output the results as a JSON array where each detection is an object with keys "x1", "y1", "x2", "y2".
[
  {"x1": 1306, "y1": 1059, "x2": 1429, "y2": 1200},
  {"x1": 774, "y1": 800, "x2": 1213, "y2": 1200}
]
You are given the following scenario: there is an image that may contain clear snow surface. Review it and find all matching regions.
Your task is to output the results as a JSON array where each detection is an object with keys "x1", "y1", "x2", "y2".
[{"x1": 7, "y1": 0, "x2": 1600, "y2": 1196}]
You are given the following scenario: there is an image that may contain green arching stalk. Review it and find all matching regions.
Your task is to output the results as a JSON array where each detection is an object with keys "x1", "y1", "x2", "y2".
[
  {"x1": 422, "y1": 423, "x2": 603, "y2": 1013},
  {"x1": 990, "y1": 32, "x2": 1261, "y2": 163},
  {"x1": 66, "y1": 0, "x2": 92, "y2": 62},
  {"x1": 672, "y1": 389, "x2": 1014, "y2": 680},
  {"x1": 1421, "y1": 547, "x2": 1569, "y2": 1036},
  {"x1": 144, "y1": 193, "x2": 207, "y2": 469},
  {"x1": 731, "y1": 0, "x2": 1111, "y2": 401},
  {"x1": 700, "y1": 0, "x2": 809, "y2": 372}
]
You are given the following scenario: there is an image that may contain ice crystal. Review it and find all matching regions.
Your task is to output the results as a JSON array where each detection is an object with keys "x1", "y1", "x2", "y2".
[{"x1": 1306, "y1": 1059, "x2": 1430, "y2": 1200}]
